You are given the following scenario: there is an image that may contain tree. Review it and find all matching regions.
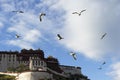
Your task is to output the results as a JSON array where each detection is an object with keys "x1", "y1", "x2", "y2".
[
  {"x1": 7, "y1": 67, "x2": 16, "y2": 72},
  {"x1": 16, "y1": 64, "x2": 29, "y2": 72}
]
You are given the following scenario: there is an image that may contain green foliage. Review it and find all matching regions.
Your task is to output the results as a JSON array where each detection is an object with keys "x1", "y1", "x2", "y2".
[
  {"x1": 15, "y1": 64, "x2": 29, "y2": 72},
  {"x1": 7, "y1": 64, "x2": 29, "y2": 73},
  {"x1": 7, "y1": 67, "x2": 16, "y2": 73},
  {"x1": 0, "y1": 74, "x2": 15, "y2": 80}
]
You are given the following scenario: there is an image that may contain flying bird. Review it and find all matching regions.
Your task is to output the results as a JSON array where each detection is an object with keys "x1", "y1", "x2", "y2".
[
  {"x1": 98, "y1": 61, "x2": 106, "y2": 70},
  {"x1": 69, "y1": 52, "x2": 77, "y2": 60},
  {"x1": 101, "y1": 33, "x2": 107, "y2": 39},
  {"x1": 98, "y1": 66, "x2": 102, "y2": 70},
  {"x1": 102, "y1": 61, "x2": 106, "y2": 65},
  {"x1": 15, "y1": 34, "x2": 21, "y2": 38},
  {"x1": 57, "y1": 34, "x2": 64, "y2": 40},
  {"x1": 19, "y1": 11, "x2": 24, "y2": 13},
  {"x1": 72, "y1": 9, "x2": 86, "y2": 16},
  {"x1": 39, "y1": 13, "x2": 46, "y2": 22},
  {"x1": 12, "y1": 10, "x2": 24, "y2": 13}
]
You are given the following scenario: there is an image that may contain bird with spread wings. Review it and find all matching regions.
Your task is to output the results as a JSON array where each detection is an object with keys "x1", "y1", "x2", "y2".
[
  {"x1": 12, "y1": 10, "x2": 24, "y2": 13},
  {"x1": 98, "y1": 61, "x2": 106, "y2": 70},
  {"x1": 102, "y1": 61, "x2": 106, "y2": 65},
  {"x1": 101, "y1": 33, "x2": 107, "y2": 39},
  {"x1": 72, "y1": 9, "x2": 86, "y2": 16},
  {"x1": 57, "y1": 34, "x2": 64, "y2": 40},
  {"x1": 69, "y1": 52, "x2": 77, "y2": 60},
  {"x1": 15, "y1": 34, "x2": 21, "y2": 39},
  {"x1": 39, "y1": 13, "x2": 46, "y2": 22}
]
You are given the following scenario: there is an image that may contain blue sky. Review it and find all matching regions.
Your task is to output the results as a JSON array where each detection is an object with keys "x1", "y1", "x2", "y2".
[{"x1": 0, "y1": 0, "x2": 120, "y2": 80}]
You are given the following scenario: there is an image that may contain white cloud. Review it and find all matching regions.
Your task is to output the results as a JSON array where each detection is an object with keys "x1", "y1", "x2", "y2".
[
  {"x1": 2, "y1": 0, "x2": 120, "y2": 60},
  {"x1": 108, "y1": 62, "x2": 120, "y2": 80},
  {"x1": 8, "y1": 40, "x2": 33, "y2": 49},
  {"x1": 0, "y1": 2, "x2": 15, "y2": 12},
  {"x1": 23, "y1": 29, "x2": 41, "y2": 43},
  {"x1": 35, "y1": 0, "x2": 58, "y2": 8},
  {"x1": 6, "y1": 2, "x2": 54, "y2": 49},
  {"x1": 47, "y1": 0, "x2": 120, "y2": 60},
  {"x1": 0, "y1": 22, "x2": 3, "y2": 28},
  {"x1": 0, "y1": 14, "x2": 6, "y2": 29},
  {"x1": 7, "y1": 20, "x2": 41, "y2": 49}
]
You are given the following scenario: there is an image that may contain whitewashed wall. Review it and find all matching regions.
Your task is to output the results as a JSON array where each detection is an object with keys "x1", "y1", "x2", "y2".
[{"x1": 17, "y1": 71, "x2": 53, "y2": 80}]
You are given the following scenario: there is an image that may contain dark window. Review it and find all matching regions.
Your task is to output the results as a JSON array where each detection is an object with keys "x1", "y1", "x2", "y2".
[
  {"x1": 33, "y1": 60, "x2": 34, "y2": 65},
  {"x1": 41, "y1": 61, "x2": 43, "y2": 66},
  {"x1": 36, "y1": 61, "x2": 37, "y2": 65},
  {"x1": 3, "y1": 54, "x2": 5, "y2": 58},
  {"x1": 9, "y1": 59, "x2": 11, "y2": 62},
  {"x1": 38, "y1": 61, "x2": 40, "y2": 65}
]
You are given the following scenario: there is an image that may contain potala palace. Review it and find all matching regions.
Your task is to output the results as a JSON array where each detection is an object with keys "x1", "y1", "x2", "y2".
[{"x1": 0, "y1": 49, "x2": 90, "y2": 80}]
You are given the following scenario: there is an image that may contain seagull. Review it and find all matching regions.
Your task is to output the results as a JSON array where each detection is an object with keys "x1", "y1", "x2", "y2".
[
  {"x1": 57, "y1": 34, "x2": 64, "y2": 40},
  {"x1": 15, "y1": 34, "x2": 21, "y2": 38},
  {"x1": 98, "y1": 66, "x2": 102, "y2": 70},
  {"x1": 39, "y1": 13, "x2": 46, "y2": 22},
  {"x1": 12, "y1": 10, "x2": 24, "y2": 13},
  {"x1": 72, "y1": 9, "x2": 86, "y2": 16},
  {"x1": 102, "y1": 61, "x2": 106, "y2": 65},
  {"x1": 69, "y1": 52, "x2": 77, "y2": 60},
  {"x1": 19, "y1": 11, "x2": 24, "y2": 13},
  {"x1": 98, "y1": 61, "x2": 106, "y2": 70},
  {"x1": 101, "y1": 33, "x2": 107, "y2": 39}
]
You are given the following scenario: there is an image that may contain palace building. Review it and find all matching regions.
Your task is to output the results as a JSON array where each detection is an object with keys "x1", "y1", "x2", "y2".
[{"x1": 0, "y1": 49, "x2": 90, "y2": 80}]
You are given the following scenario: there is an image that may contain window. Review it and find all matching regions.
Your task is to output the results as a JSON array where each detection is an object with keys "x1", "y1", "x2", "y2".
[
  {"x1": 36, "y1": 61, "x2": 37, "y2": 65},
  {"x1": 3, "y1": 54, "x2": 5, "y2": 58},
  {"x1": 38, "y1": 61, "x2": 40, "y2": 65},
  {"x1": 33, "y1": 60, "x2": 34, "y2": 65},
  {"x1": 9, "y1": 55, "x2": 11, "y2": 58},
  {"x1": 9, "y1": 59, "x2": 11, "y2": 62},
  {"x1": 41, "y1": 61, "x2": 43, "y2": 66}
]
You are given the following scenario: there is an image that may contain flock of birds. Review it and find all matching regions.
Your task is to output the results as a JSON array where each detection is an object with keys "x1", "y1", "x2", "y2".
[{"x1": 12, "y1": 9, "x2": 107, "y2": 70}]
